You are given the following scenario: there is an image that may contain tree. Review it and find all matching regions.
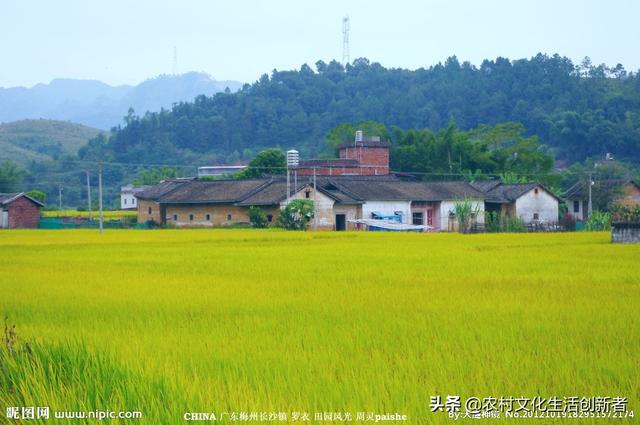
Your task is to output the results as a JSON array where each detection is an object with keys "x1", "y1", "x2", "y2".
[
  {"x1": 237, "y1": 148, "x2": 286, "y2": 179},
  {"x1": 325, "y1": 121, "x2": 389, "y2": 154},
  {"x1": 26, "y1": 190, "x2": 46, "y2": 203},
  {"x1": 133, "y1": 166, "x2": 180, "y2": 185},
  {"x1": 278, "y1": 199, "x2": 314, "y2": 230},
  {"x1": 0, "y1": 161, "x2": 25, "y2": 192},
  {"x1": 248, "y1": 206, "x2": 269, "y2": 228}
]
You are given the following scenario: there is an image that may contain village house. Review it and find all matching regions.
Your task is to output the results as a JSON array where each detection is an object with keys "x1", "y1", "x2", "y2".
[
  {"x1": 471, "y1": 180, "x2": 560, "y2": 224},
  {"x1": 135, "y1": 175, "x2": 486, "y2": 231},
  {"x1": 564, "y1": 179, "x2": 640, "y2": 221},
  {"x1": 0, "y1": 192, "x2": 44, "y2": 229},
  {"x1": 135, "y1": 132, "x2": 564, "y2": 231},
  {"x1": 120, "y1": 185, "x2": 151, "y2": 210}
]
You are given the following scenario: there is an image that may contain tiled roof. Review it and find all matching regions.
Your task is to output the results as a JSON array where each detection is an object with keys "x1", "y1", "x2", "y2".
[
  {"x1": 0, "y1": 192, "x2": 45, "y2": 207},
  {"x1": 322, "y1": 180, "x2": 485, "y2": 202},
  {"x1": 158, "y1": 179, "x2": 270, "y2": 204},
  {"x1": 135, "y1": 179, "x2": 192, "y2": 201},
  {"x1": 296, "y1": 159, "x2": 359, "y2": 168},
  {"x1": 475, "y1": 182, "x2": 560, "y2": 203},
  {"x1": 137, "y1": 176, "x2": 488, "y2": 207},
  {"x1": 337, "y1": 140, "x2": 391, "y2": 149}
]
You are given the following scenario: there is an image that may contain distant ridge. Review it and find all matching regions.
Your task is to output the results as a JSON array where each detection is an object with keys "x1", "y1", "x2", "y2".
[
  {"x1": 0, "y1": 119, "x2": 102, "y2": 166},
  {"x1": 0, "y1": 72, "x2": 243, "y2": 130}
]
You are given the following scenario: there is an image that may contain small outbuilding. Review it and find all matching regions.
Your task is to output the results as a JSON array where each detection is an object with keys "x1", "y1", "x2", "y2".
[
  {"x1": 472, "y1": 180, "x2": 560, "y2": 224},
  {"x1": 0, "y1": 193, "x2": 45, "y2": 229}
]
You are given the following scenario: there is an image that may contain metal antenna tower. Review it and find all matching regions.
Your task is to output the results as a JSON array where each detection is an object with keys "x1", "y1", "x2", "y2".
[
  {"x1": 172, "y1": 46, "x2": 179, "y2": 75},
  {"x1": 342, "y1": 15, "x2": 350, "y2": 66}
]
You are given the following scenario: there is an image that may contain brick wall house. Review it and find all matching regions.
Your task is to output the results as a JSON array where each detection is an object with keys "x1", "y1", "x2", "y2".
[
  {"x1": 294, "y1": 135, "x2": 391, "y2": 176},
  {"x1": 0, "y1": 193, "x2": 44, "y2": 229}
]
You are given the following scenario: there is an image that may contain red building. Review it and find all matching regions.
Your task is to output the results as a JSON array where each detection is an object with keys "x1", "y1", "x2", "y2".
[
  {"x1": 295, "y1": 135, "x2": 390, "y2": 176},
  {"x1": 0, "y1": 193, "x2": 44, "y2": 229}
]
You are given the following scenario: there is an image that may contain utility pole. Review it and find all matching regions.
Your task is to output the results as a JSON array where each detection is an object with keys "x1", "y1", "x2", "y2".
[
  {"x1": 58, "y1": 186, "x2": 63, "y2": 210},
  {"x1": 98, "y1": 162, "x2": 104, "y2": 234},
  {"x1": 587, "y1": 171, "x2": 593, "y2": 218},
  {"x1": 286, "y1": 162, "x2": 290, "y2": 204},
  {"x1": 86, "y1": 170, "x2": 92, "y2": 221},
  {"x1": 313, "y1": 167, "x2": 318, "y2": 231}
]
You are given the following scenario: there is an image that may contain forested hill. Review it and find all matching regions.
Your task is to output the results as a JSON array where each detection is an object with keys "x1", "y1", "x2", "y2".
[{"x1": 82, "y1": 54, "x2": 640, "y2": 166}]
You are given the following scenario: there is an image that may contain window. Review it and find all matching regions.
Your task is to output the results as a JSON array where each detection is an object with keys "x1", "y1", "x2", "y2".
[
  {"x1": 124, "y1": 198, "x2": 127, "y2": 205},
  {"x1": 305, "y1": 190, "x2": 310, "y2": 199},
  {"x1": 148, "y1": 207, "x2": 152, "y2": 214},
  {"x1": 227, "y1": 214, "x2": 232, "y2": 221},
  {"x1": 173, "y1": 214, "x2": 178, "y2": 221},
  {"x1": 189, "y1": 214, "x2": 194, "y2": 221},
  {"x1": 267, "y1": 214, "x2": 273, "y2": 223},
  {"x1": 534, "y1": 188, "x2": 539, "y2": 194},
  {"x1": 533, "y1": 213, "x2": 539, "y2": 220},
  {"x1": 205, "y1": 214, "x2": 211, "y2": 221},
  {"x1": 573, "y1": 201, "x2": 580, "y2": 213},
  {"x1": 412, "y1": 212, "x2": 424, "y2": 225}
]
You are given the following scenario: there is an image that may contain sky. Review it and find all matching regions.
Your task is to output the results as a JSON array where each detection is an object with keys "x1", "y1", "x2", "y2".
[{"x1": 1, "y1": 0, "x2": 639, "y2": 88}]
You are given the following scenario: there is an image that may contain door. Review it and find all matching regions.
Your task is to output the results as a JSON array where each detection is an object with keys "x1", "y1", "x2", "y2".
[
  {"x1": 335, "y1": 214, "x2": 346, "y2": 231},
  {"x1": 1, "y1": 210, "x2": 8, "y2": 229},
  {"x1": 427, "y1": 208, "x2": 434, "y2": 227}
]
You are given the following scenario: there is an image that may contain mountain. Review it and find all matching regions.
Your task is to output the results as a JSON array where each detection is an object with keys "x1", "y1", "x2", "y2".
[
  {"x1": 0, "y1": 72, "x2": 243, "y2": 130},
  {"x1": 0, "y1": 119, "x2": 102, "y2": 166},
  {"x1": 86, "y1": 55, "x2": 640, "y2": 167}
]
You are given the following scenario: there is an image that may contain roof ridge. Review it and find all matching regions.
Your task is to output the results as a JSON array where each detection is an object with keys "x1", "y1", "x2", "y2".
[{"x1": 235, "y1": 178, "x2": 275, "y2": 204}]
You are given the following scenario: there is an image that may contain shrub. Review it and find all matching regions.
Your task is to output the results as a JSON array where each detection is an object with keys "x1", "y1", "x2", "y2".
[
  {"x1": 278, "y1": 199, "x2": 314, "y2": 230},
  {"x1": 585, "y1": 211, "x2": 611, "y2": 231},
  {"x1": 503, "y1": 215, "x2": 527, "y2": 233},
  {"x1": 453, "y1": 197, "x2": 480, "y2": 233},
  {"x1": 485, "y1": 211, "x2": 501, "y2": 233},
  {"x1": 248, "y1": 206, "x2": 269, "y2": 228}
]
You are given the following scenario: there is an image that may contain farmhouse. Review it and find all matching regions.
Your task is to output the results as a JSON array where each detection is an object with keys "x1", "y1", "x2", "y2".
[
  {"x1": 120, "y1": 184, "x2": 151, "y2": 210},
  {"x1": 565, "y1": 179, "x2": 640, "y2": 221},
  {"x1": 0, "y1": 192, "x2": 44, "y2": 229},
  {"x1": 471, "y1": 180, "x2": 560, "y2": 224},
  {"x1": 135, "y1": 176, "x2": 486, "y2": 231}
]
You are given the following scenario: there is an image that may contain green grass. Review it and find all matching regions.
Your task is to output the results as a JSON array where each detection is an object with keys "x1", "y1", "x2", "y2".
[{"x1": 0, "y1": 230, "x2": 638, "y2": 424}]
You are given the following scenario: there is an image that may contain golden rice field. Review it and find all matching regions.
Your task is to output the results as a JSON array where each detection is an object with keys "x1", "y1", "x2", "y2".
[
  {"x1": 41, "y1": 210, "x2": 137, "y2": 219},
  {"x1": 0, "y1": 230, "x2": 638, "y2": 424}
]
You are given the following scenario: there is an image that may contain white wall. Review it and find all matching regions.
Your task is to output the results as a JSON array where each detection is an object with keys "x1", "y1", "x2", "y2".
[
  {"x1": 282, "y1": 185, "x2": 336, "y2": 228},
  {"x1": 361, "y1": 201, "x2": 412, "y2": 223},
  {"x1": 515, "y1": 188, "x2": 559, "y2": 223},
  {"x1": 121, "y1": 193, "x2": 138, "y2": 210}
]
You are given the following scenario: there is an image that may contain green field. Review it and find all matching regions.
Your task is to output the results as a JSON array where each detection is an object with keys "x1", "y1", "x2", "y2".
[{"x1": 0, "y1": 230, "x2": 638, "y2": 424}]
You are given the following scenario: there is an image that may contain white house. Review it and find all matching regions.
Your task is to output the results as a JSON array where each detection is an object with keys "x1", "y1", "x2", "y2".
[
  {"x1": 121, "y1": 185, "x2": 151, "y2": 210},
  {"x1": 472, "y1": 181, "x2": 559, "y2": 224}
]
